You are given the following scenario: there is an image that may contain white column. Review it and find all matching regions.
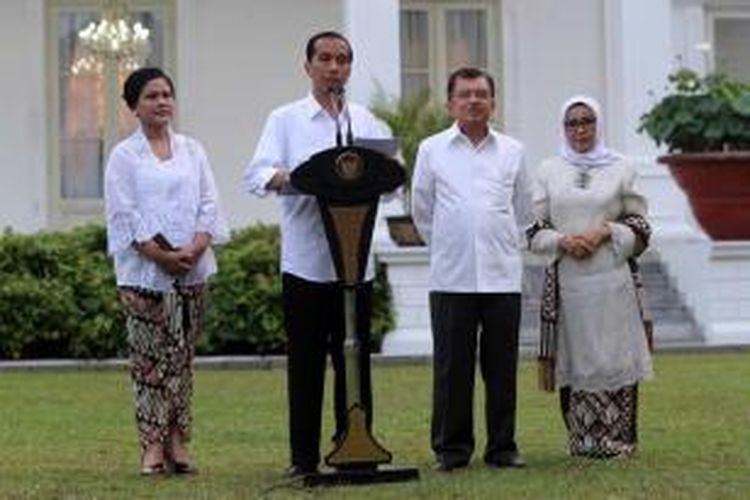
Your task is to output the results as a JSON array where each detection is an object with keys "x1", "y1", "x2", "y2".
[
  {"x1": 377, "y1": 245, "x2": 433, "y2": 356},
  {"x1": 0, "y1": 0, "x2": 46, "y2": 231},
  {"x1": 342, "y1": 0, "x2": 406, "y2": 247},
  {"x1": 603, "y1": 0, "x2": 709, "y2": 336},
  {"x1": 602, "y1": 0, "x2": 703, "y2": 240},
  {"x1": 672, "y1": 2, "x2": 710, "y2": 74},
  {"x1": 342, "y1": 0, "x2": 401, "y2": 104},
  {"x1": 603, "y1": 0, "x2": 673, "y2": 155},
  {"x1": 704, "y1": 243, "x2": 750, "y2": 344},
  {"x1": 603, "y1": 0, "x2": 750, "y2": 345}
]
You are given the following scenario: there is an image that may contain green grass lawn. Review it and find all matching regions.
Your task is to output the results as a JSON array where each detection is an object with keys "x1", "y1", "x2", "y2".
[{"x1": 0, "y1": 352, "x2": 749, "y2": 499}]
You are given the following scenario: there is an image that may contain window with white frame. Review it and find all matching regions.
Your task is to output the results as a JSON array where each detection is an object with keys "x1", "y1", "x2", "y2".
[
  {"x1": 400, "y1": 0, "x2": 498, "y2": 101},
  {"x1": 710, "y1": 11, "x2": 750, "y2": 82},
  {"x1": 47, "y1": 0, "x2": 173, "y2": 221}
]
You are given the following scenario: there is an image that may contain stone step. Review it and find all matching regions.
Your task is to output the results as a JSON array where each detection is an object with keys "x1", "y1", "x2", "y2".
[
  {"x1": 518, "y1": 258, "x2": 703, "y2": 348},
  {"x1": 378, "y1": 245, "x2": 707, "y2": 356}
]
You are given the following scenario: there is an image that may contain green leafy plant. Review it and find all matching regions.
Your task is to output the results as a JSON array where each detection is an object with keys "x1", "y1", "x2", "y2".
[
  {"x1": 638, "y1": 68, "x2": 750, "y2": 152},
  {"x1": 200, "y1": 224, "x2": 284, "y2": 355},
  {"x1": 0, "y1": 224, "x2": 394, "y2": 359},
  {"x1": 371, "y1": 90, "x2": 453, "y2": 210},
  {"x1": 203, "y1": 224, "x2": 393, "y2": 354},
  {"x1": 0, "y1": 224, "x2": 124, "y2": 359}
]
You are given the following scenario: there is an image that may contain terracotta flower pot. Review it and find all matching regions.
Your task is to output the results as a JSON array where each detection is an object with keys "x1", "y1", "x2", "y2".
[{"x1": 658, "y1": 152, "x2": 750, "y2": 240}]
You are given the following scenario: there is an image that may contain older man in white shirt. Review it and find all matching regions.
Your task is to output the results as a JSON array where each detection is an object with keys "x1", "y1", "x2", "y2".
[
  {"x1": 243, "y1": 31, "x2": 390, "y2": 477},
  {"x1": 412, "y1": 67, "x2": 533, "y2": 472}
]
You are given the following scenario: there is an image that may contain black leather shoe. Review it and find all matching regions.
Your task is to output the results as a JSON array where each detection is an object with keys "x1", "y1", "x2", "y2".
[
  {"x1": 433, "y1": 459, "x2": 469, "y2": 472},
  {"x1": 331, "y1": 430, "x2": 344, "y2": 444},
  {"x1": 485, "y1": 451, "x2": 526, "y2": 469},
  {"x1": 284, "y1": 464, "x2": 318, "y2": 478}
]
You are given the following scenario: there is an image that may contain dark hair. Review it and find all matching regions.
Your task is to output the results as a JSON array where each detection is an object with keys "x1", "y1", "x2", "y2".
[
  {"x1": 305, "y1": 30, "x2": 353, "y2": 63},
  {"x1": 122, "y1": 67, "x2": 175, "y2": 110},
  {"x1": 447, "y1": 67, "x2": 495, "y2": 98},
  {"x1": 565, "y1": 101, "x2": 593, "y2": 115}
]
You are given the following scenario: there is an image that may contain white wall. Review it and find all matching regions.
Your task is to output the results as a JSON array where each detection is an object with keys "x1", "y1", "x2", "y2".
[
  {"x1": 604, "y1": 0, "x2": 673, "y2": 155},
  {"x1": 175, "y1": 0, "x2": 343, "y2": 229},
  {"x1": 0, "y1": 0, "x2": 46, "y2": 232},
  {"x1": 343, "y1": 0, "x2": 400, "y2": 104},
  {"x1": 0, "y1": 0, "x2": 348, "y2": 233},
  {"x1": 0, "y1": 0, "x2": 663, "y2": 233},
  {"x1": 502, "y1": 0, "x2": 606, "y2": 170},
  {"x1": 0, "y1": 0, "x2": 732, "y2": 238}
]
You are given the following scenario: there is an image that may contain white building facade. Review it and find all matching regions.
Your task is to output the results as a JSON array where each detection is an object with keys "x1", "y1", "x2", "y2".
[{"x1": 1, "y1": 0, "x2": 749, "y2": 346}]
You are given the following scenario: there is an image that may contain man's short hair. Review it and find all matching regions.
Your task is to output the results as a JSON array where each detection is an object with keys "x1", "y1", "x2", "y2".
[
  {"x1": 305, "y1": 30, "x2": 353, "y2": 63},
  {"x1": 447, "y1": 67, "x2": 495, "y2": 98}
]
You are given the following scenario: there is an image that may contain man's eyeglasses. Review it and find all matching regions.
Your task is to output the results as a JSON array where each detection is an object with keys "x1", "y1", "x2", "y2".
[
  {"x1": 452, "y1": 90, "x2": 492, "y2": 100},
  {"x1": 564, "y1": 117, "x2": 596, "y2": 130}
]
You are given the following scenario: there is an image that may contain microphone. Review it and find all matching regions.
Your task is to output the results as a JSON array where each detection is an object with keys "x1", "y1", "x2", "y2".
[{"x1": 328, "y1": 85, "x2": 353, "y2": 147}]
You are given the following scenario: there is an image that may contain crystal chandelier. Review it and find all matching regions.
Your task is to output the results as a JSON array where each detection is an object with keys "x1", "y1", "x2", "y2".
[{"x1": 71, "y1": 0, "x2": 151, "y2": 75}]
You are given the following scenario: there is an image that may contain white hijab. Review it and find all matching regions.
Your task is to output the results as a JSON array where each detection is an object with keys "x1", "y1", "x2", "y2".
[{"x1": 559, "y1": 95, "x2": 622, "y2": 168}]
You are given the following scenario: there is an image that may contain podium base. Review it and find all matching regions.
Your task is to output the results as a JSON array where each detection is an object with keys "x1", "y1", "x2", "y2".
[{"x1": 303, "y1": 464, "x2": 419, "y2": 487}]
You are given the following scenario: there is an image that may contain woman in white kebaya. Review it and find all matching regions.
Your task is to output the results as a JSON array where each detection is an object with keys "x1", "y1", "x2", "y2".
[
  {"x1": 528, "y1": 95, "x2": 653, "y2": 458},
  {"x1": 104, "y1": 67, "x2": 228, "y2": 475}
]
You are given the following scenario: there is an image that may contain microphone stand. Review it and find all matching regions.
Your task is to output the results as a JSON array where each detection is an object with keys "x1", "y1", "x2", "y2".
[
  {"x1": 324, "y1": 85, "x2": 390, "y2": 472},
  {"x1": 328, "y1": 86, "x2": 353, "y2": 148}
]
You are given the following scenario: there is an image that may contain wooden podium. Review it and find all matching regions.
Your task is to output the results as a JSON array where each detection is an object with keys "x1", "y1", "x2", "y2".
[{"x1": 290, "y1": 143, "x2": 420, "y2": 486}]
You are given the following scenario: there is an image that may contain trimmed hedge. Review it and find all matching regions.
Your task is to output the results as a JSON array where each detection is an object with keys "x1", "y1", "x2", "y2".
[
  {"x1": 0, "y1": 224, "x2": 394, "y2": 359},
  {"x1": 0, "y1": 225, "x2": 123, "y2": 359}
]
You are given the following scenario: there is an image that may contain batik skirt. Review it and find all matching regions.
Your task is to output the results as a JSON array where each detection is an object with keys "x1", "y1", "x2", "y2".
[
  {"x1": 118, "y1": 284, "x2": 206, "y2": 451},
  {"x1": 560, "y1": 384, "x2": 638, "y2": 458}
]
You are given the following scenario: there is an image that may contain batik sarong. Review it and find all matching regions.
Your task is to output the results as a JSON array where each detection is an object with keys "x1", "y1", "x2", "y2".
[
  {"x1": 119, "y1": 284, "x2": 206, "y2": 451},
  {"x1": 560, "y1": 384, "x2": 638, "y2": 458}
]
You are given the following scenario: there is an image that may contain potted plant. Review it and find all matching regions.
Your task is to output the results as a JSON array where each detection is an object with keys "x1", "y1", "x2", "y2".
[
  {"x1": 371, "y1": 90, "x2": 453, "y2": 246},
  {"x1": 638, "y1": 68, "x2": 750, "y2": 240}
]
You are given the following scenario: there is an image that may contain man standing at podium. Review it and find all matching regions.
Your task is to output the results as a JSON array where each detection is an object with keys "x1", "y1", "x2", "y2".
[
  {"x1": 412, "y1": 67, "x2": 533, "y2": 471},
  {"x1": 243, "y1": 31, "x2": 390, "y2": 477}
]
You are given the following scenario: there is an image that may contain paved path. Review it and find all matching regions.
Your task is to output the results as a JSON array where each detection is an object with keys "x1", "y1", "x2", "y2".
[{"x1": 2, "y1": 343, "x2": 748, "y2": 372}]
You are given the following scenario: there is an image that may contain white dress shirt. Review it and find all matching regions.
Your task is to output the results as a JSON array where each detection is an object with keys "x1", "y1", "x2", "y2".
[
  {"x1": 411, "y1": 123, "x2": 533, "y2": 293},
  {"x1": 105, "y1": 127, "x2": 229, "y2": 291},
  {"x1": 243, "y1": 94, "x2": 390, "y2": 282}
]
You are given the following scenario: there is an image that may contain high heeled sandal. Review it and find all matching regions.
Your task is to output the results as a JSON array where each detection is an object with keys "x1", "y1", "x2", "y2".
[
  {"x1": 172, "y1": 461, "x2": 198, "y2": 475},
  {"x1": 140, "y1": 462, "x2": 167, "y2": 476}
]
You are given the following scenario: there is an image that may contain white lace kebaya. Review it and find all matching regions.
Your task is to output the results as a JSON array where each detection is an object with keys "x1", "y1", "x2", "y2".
[{"x1": 105, "y1": 126, "x2": 229, "y2": 292}]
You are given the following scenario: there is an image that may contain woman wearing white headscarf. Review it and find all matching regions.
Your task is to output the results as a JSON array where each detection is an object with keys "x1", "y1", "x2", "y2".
[{"x1": 527, "y1": 95, "x2": 653, "y2": 458}]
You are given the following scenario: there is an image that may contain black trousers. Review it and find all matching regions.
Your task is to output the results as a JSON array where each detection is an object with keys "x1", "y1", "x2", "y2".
[
  {"x1": 282, "y1": 272, "x2": 373, "y2": 469},
  {"x1": 430, "y1": 292, "x2": 521, "y2": 466}
]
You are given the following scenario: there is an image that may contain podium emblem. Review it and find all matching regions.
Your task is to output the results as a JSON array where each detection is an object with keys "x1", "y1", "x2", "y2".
[{"x1": 335, "y1": 151, "x2": 364, "y2": 181}]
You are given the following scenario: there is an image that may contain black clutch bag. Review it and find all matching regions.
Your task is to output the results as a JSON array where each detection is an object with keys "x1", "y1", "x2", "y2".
[{"x1": 152, "y1": 233, "x2": 177, "y2": 252}]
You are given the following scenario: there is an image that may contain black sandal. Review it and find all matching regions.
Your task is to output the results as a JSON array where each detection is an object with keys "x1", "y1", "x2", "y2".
[{"x1": 172, "y1": 461, "x2": 198, "y2": 475}]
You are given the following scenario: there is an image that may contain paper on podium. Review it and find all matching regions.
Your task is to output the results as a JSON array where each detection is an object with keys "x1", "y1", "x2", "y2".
[{"x1": 353, "y1": 137, "x2": 399, "y2": 157}]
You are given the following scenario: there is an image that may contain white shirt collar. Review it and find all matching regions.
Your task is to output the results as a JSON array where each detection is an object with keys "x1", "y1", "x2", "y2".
[
  {"x1": 303, "y1": 93, "x2": 332, "y2": 120},
  {"x1": 131, "y1": 125, "x2": 178, "y2": 159},
  {"x1": 303, "y1": 92, "x2": 352, "y2": 123},
  {"x1": 448, "y1": 121, "x2": 498, "y2": 150}
]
